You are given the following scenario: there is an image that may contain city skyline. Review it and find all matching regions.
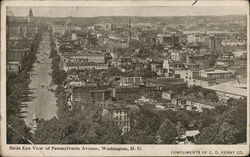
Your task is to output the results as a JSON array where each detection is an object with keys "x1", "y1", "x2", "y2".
[
  {"x1": 7, "y1": 6, "x2": 248, "y2": 17},
  {"x1": 3, "y1": 2, "x2": 249, "y2": 156}
]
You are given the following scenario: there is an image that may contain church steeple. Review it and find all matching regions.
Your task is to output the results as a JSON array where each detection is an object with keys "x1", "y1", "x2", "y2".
[{"x1": 28, "y1": 8, "x2": 33, "y2": 23}]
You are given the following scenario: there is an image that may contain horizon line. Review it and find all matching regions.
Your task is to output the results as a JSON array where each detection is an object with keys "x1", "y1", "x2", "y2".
[{"x1": 7, "y1": 14, "x2": 247, "y2": 18}]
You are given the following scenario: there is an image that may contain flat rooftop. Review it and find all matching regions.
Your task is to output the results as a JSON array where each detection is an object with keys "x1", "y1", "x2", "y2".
[
  {"x1": 203, "y1": 69, "x2": 232, "y2": 74},
  {"x1": 204, "y1": 83, "x2": 247, "y2": 97}
]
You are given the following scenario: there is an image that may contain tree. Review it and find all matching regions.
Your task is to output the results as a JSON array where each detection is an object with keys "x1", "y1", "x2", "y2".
[
  {"x1": 56, "y1": 88, "x2": 70, "y2": 119},
  {"x1": 7, "y1": 115, "x2": 32, "y2": 144},
  {"x1": 158, "y1": 119, "x2": 178, "y2": 144},
  {"x1": 7, "y1": 30, "x2": 41, "y2": 144},
  {"x1": 123, "y1": 129, "x2": 157, "y2": 144},
  {"x1": 53, "y1": 70, "x2": 67, "y2": 85},
  {"x1": 123, "y1": 107, "x2": 161, "y2": 144},
  {"x1": 222, "y1": 98, "x2": 247, "y2": 143},
  {"x1": 176, "y1": 111, "x2": 191, "y2": 127},
  {"x1": 199, "y1": 114, "x2": 216, "y2": 130},
  {"x1": 33, "y1": 107, "x2": 122, "y2": 144},
  {"x1": 203, "y1": 89, "x2": 219, "y2": 102},
  {"x1": 197, "y1": 122, "x2": 240, "y2": 144},
  {"x1": 202, "y1": 54, "x2": 218, "y2": 69}
]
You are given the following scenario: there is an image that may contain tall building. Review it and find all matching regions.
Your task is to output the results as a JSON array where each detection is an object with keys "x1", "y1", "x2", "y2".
[
  {"x1": 103, "y1": 105, "x2": 131, "y2": 135},
  {"x1": 208, "y1": 36, "x2": 216, "y2": 52},
  {"x1": 28, "y1": 8, "x2": 33, "y2": 23},
  {"x1": 127, "y1": 17, "x2": 131, "y2": 52}
]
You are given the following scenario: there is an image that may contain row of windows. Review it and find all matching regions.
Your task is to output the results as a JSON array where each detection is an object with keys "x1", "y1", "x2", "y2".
[
  {"x1": 209, "y1": 75, "x2": 233, "y2": 79},
  {"x1": 113, "y1": 115, "x2": 129, "y2": 120},
  {"x1": 116, "y1": 121, "x2": 130, "y2": 126},
  {"x1": 112, "y1": 110, "x2": 129, "y2": 115}
]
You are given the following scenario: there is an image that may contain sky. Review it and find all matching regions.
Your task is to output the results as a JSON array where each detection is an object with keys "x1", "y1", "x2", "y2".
[{"x1": 7, "y1": 6, "x2": 248, "y2": 17}]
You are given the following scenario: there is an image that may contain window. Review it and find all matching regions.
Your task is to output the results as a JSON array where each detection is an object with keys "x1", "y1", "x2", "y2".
[
  {"x1": 11, "y1": 64, "x2": 19, "y2": 70},
  {"x1": 75, "y1": 97, "x2": 81, "y2": 102}
]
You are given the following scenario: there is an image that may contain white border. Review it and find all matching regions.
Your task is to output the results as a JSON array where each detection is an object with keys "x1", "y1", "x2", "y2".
[{"x1": 1, "y1": 1, "x2": 249, "y2": 156}]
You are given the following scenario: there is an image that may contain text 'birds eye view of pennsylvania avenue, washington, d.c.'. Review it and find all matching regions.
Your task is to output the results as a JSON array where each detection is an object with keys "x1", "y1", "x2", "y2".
[{"x1": 5, "y1": 5, "x2": 247, "y2": 145}]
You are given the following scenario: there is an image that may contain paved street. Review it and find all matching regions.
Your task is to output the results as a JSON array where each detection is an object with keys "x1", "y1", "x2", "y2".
[{"x1": 20, "y1": 32, "x2": 57, "y2": 128}]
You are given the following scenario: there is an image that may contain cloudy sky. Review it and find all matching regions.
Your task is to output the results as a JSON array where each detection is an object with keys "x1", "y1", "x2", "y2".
[{"x1": 7, "y1": 6, "x2": 248, "y2": 17}]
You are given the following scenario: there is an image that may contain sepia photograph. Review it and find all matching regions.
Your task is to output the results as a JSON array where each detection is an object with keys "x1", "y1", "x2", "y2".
[{"x1": 1, "y1": 0, "x2": 249, "y2": 156}]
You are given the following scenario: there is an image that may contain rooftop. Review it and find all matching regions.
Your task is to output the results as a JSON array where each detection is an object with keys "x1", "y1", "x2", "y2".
[
  {"x1": 66, "y1": 62, "x2": 97, "y2": 66},
  {"x1": 105, "y1": 104, "x2": 131, "y2": 111},
  {"x1": 193, "y1": 77, "x2": 210, "y2": 81},
  {"x1": 146, "y1": 77, "x2": 186, "y2": 85},
  {"x1": 202, "y1": 69, "x2": 233, "y2": 74},
  {"x1": 204, "y1": 83, "x2": 247, "y2": 97}
]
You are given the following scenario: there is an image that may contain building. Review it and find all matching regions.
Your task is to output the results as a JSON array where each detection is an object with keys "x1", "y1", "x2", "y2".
[
  {"x1": 27, "y1": 8, "x2": 33, "y2": 23},
  {"x1": 120, "y1": 57, "x2": 132, "y2": 66},
  {"x1": 63, "y1": 62, "x2": 109, "y2": 71},
  {"x1": 70, "y1": 87, "x2": 112, "y2": 108},
  {"x1": 162, "y1": 91, "x2": 176, "y2": 101},
  {"x1": 113, "y1": 86, "x2": 143, "y2": 101},
  {"x1": 151, "y1": 61, "x2": 163, "y2": 76},
  {"x1": 222, "y1": 40, "x2": 246, "y2": 46},
  {"x1": 216, "y1": 58, "x2": 234, "y2": 67},
  {"x1": 145, "y1": 77, "x2": 187, "y2": 90},
  {"x1": 7, "y1": 50, "x2": 24, "y2": 73},
  {"x1": 90, "y1": 89, "x2": 113, "y2": 108},
  {"x1": 171, "y1": 97, "x2": 186, "y2": 109},
  {"x1": 63, "y1": 62, "x2": 97, "y2": 71},
  {"x1": 70, "y1": 87, "x2": 93, "y2": 108},
  {"x1": 186, "y1": 33, "x2": 208, "y2": 44},
  {"x1": 208, "y1": 36, "x2": 216, "y2": 52},
  {"x1": 186, "y1": 99, "x2": 217, "y2": 112},
  {"x1": 204, "y1": 83, "x2": 247, "y2": 103},
  {"x1": 175, "y1": 69, "x2": 233, "y2": 87},
  {"x1": 170, "y1": 50, "x2": 185, "y2": 62},
  {"x1": 216, "y1": 52, "x2": 234, "y2": 67},
  {"x1": 186, "y1": 55, "x2": 206, "y2": 64},
  {"x1": 103, "y1": 105, "x2": 130, "y2": 135},
  {"x1": 156, "y1": 33, "x2": 179, "y2": 46},
  {"x1": 96, "y1": 63, "x2": 109, "y2": 70},
  {"x1": 163, "y1": 59, "x2": 185, "y2": 77},
  {"x1": 193, "y1": 77, "x2": 216, "y2": 87},
  {"x1": 184, "y1": 63, "x2": 200, "y2": 70},
  {"x1": 119, "y1": 77, "x2": 143, "y2": 86},
  {"x1": 187, "y1": 34, "x2": 196, "y2": 43},
  {"x1": 7, "y1": 8, "x2": 38, "y2": 39},
  {"x1": 63, "y1": 52, "x2": 105, "y2": 63},
  {"x1": 175, "y1": 70, "x2": 199, "y2": 86},
  {"x1": 200, "y1": 69, "x2": 234, "y2": 83}
]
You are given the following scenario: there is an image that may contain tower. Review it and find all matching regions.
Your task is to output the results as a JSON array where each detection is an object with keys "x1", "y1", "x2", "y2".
[
  {"x1": 127, "y1": 17, "x2": 131, "y2": 52},
  {"x1": 208, "y1": 36, "x2": 216, "y2": 52},
  {"x1": 28, "y1": 8, "x2": 33, "y2": 23}
]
